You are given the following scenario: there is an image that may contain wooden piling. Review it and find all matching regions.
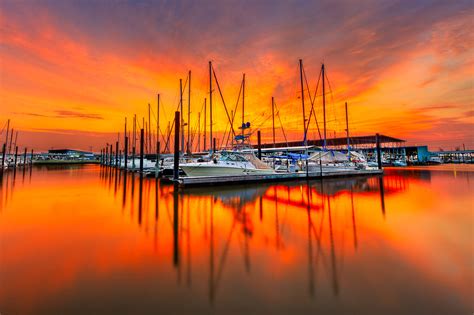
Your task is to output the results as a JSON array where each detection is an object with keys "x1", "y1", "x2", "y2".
[
  {"x1": 14, "y1": 146, "x2": 18, "y2": 168},
  {"x1": 213, "y1": 137, "x2": 216, "y2": 153},
  {"x1": 124, "y1": 136, "x2": 128, "y2": 170},
  {"x1": 140, "y1": 128, "x2": 144, "y2": 174},
  {"x1": 156, "y1": 141, "x2": 160, "y2": 178},
  {"x1": 110, "y1": 144, "x2": 113, "y2": 166},
  {"x1": 376, "y1": 133, "x2": 382, "y2": 170},
  {"x1": 30, "y1": 149, "x2": 33, "y2": 166},
  {"x1": 132, "y1": 146, "x2": 136, "y2": 170},
  {"x1": 115, "y1": 141, "x2": 119, "y2": 168},
  {"x1": 257, "y1": 130, "x2": 262, "y2": 159},
  {"x1": 1, "y1": 143, "x2": 5, "y2": 172},
  {"x1": 23, "y1": 148, "x2": 27, "y2": 167},
  {"x1": 173, "y1": 111, "x2": 180, "y2": 180},
  {"x1": 105, "y1": 146, "x2": 109, "y2": 166}
]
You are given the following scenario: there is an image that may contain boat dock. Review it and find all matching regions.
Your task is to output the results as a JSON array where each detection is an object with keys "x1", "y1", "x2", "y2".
[{"x1": 169, "y1": 168, "x2": 383, "y2": 187}]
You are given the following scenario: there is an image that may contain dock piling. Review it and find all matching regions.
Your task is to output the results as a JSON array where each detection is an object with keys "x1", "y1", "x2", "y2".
[
  {"x1": 140, "y1": 128, "x2": 144, "y2": 174},
  {"x1": 257, "y1": 130, "x2": 262, "y2": 159},
  {"x1": 1, "y1": 143, "x2": 5, "y2": 173},
  {"x1": 173, "y1": 111, "x2": 180, "y2": 181},
  {"x1": 14, "y1": 146, "x2": 18, "y2": 168},
  {"x1": 124, "y1": 136, "x2": 128, "y2": 170},
  {"x1": 376, "y1": 133, "x2": 382, "y2": 170},
  {"x1": 115, "y1": 141, "x2": 119, "y2": 168},
  {"x1": 156, "y1": 141, "x2": 160, "y2": 178},
  {"x1": 23, "y1": 148, "x2": 27, "y2": 167}
]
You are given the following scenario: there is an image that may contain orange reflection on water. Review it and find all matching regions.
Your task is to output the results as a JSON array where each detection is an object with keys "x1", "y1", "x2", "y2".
[{"x1": 0, "y1": 165, "x2": 472, "y2": 314}]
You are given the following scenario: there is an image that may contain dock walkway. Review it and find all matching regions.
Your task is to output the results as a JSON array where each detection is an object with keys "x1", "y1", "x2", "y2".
[{"x1": 171, "y1": 169, "x2": 383, "y2": 187}]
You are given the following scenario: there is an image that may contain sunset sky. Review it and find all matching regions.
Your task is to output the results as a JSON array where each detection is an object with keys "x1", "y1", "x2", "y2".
[{"x1": 0, "y1": 0, "x2": 472, "y2": 151}]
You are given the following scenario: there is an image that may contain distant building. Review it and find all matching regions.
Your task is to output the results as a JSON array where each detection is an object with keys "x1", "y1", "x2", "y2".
[{"x1": 47, "y1": 149, "x2": 95, "y2": 159}]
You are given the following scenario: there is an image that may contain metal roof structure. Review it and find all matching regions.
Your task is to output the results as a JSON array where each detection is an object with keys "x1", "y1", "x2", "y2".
[
  {"x1": 48, "y1": 149, "x2": 93, "y2": 155},
  {"x1": 259, "y1": 134, "x2": 405, "y2": 149}
]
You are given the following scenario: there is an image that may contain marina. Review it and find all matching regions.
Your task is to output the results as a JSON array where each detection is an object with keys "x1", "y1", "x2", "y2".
[{"x1": 1, "y1": 1, "x2": 473, "y2": 314}]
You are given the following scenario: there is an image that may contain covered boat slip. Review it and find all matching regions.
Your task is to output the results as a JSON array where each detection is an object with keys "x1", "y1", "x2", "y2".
[{"x1": 170, "y1": 168, "x2": 383, "y2": 187}]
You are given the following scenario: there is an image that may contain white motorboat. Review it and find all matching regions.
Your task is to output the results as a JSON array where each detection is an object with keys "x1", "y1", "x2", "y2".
[
  {"x1": 306, "y1": 150, "x2": 368, "y2": 172},
  {"x1": 180, "y1": 151, "x2": 275, "y2": 177}
]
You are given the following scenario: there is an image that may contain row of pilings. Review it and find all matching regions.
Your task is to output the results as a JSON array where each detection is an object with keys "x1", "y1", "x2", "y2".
[{"x1": 98, "y1": 111, "x2": 265, "y2": 181}]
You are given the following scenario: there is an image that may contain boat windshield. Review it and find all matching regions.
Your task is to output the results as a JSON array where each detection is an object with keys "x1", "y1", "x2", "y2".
[{"x1": 219, "y1": 152, "x2": 248, "y2": 162}]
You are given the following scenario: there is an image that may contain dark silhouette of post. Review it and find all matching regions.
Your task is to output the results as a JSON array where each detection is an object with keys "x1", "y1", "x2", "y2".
[
  {"x1": 132, "y1": 146, "x2": 136, "y2": 169},
  {"x1": 23, "y1": 148, "x2": 27, "y2": 167},
  {"x1": 156, "y1": 141, "x2": 160, "y2": 178},
  {"x1": 124, "y1": 136, "x2": 128, "y2": 170},
  {"x1": 14, "y1": 146, "x2": 18, "y2": 168},
  {"x1": 140, "y1": 128, "x2": 144, "y2": 174},
  {"x1": 109, "y1": 144, "x2": 113, "y2": 166},
  {"x1": 173, "y1": 111, "x2": 180, "y2": 181},
  {"x1": 376, "y1": 133, "x2": 382, "y2": 169},
  {"x1": 30, "y1": 149, "x2": 33, "y2": 166},
  {"x1": 213, "y1": 138, "x2": 216, "y2": 153},
  {"x1": 115, "y1": 141, "x2": 119, "y2": 168},
  {"x1": 257, "y1": 130, "x2": 262, "y2": 159},
  {"x1": 1, "y1": 143, "x2": 5, "y2": 173}
]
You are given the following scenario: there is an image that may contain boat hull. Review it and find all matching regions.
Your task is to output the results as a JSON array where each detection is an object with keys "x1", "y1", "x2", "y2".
[{"x1": 181, "y1": 164, "x2": 275, "y2": 177}]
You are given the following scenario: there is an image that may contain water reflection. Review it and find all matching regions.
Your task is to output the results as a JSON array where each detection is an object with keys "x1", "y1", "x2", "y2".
[
  {"x1": 96, "y1": 168, "x2": 395, "y2": 303},
  {"x1": 0, "y1": 165, "x2": 472, "y2": 314}
]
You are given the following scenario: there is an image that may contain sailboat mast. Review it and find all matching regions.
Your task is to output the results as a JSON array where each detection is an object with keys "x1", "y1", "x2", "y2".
[
  {"x1": 197, "y1": 112, "x2": 201, "y2": 152},
  {"x1": 209, "y1": 61, "x2": 213, "y2": 152},
  {"x1": 242, "y1": 73, "x2": 245, "y2": 138},
  {"x1": 322, "y1": 63, "x2": 327, "y2": 148},
  {"x1": 203, "y1": 98, "x2": 207, "y2": 151},
  {"x1": 299, "y1": 59, "x2": 306, "y2": 146},
  {"x1": 345, "y1": 101, "x2": 350, "y2": 157},
  {"x1": 188, "y1": 70, "x2": 191, "y2": 153},
  {"x1": 157, "y1": 94, "x2": 160, "y2": 153},
  {"x1": 272, "y1": 97, "x2": 276, "y2": 147},
  {"x1": 180, "y1": 78, "x2": 184, "y2": 154},
  {"x1": 4, "y1": 119, "x2": 10, "y2": 146},
  {"x1": 8, "y1": 128, "x2": 13, "y2": 155},
  {"x1": 148, "y1": 103, "x2": 151, "y2": 154},
  {"x1": 124, "y1": 117, "x2": 127, "y2": 153}
]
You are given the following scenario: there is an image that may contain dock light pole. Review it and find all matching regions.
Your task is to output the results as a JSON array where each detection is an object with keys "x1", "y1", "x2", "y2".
[
  {"x1": 376, "y1": 133, "x2": 382, "y2": 170},
  {"x1": 140, "y1": 128, "x2": 144, "y2": 174},
  {"x1": 173, "y1": 111, "x2": 180, "y2": 181}
]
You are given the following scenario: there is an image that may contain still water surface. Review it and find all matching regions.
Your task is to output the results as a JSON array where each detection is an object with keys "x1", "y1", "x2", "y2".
[{"x1": 0, "y1": 165, "x2": 472, "y2": 314}]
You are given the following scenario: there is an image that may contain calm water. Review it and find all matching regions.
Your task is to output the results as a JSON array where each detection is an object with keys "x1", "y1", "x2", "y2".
[{"x1": 0, "y1": 165, "x2": 472, "y2": 314}]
